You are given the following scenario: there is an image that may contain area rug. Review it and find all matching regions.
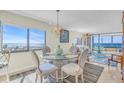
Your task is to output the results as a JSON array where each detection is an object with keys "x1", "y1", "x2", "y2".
[{"x1": 64, "y1": 63, "x2": 104, "y2": 83}]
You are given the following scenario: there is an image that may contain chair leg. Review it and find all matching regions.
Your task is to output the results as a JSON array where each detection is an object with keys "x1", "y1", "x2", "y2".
[
  {"x1": 20, "y1": 74, "x2": 25, "y2": 83},
  {"x1": 116, "y1": 63, "x2": 119, "y2": 71},
  {"x1": 35, "y1": 73, "x2": 38, "y2": 83},
  {"x1": 61, "y1": 70, "x2": 63, "y2": 82},
  {"x1": 56, "y1": 70, "x2": 58, "y2": 83},
  {"x1": 108, "y1": 61, "x2": 110, "y2": 71},
  {"x1": 75, "y1": 75, "x2": 78, "y2": 83},
  {"x1": 81, "y1": 74, "x2": 84, "y2": 83},
  {"x1": 116, "y1": 63, "x2": 118, "y2": 68},
  {"x1": 5, "y1": 68, "x2": 9, "y2": 83},
  {"x1": 6, "y1": 74, "x2": 10, "y2": 83},
  {"x1": 40, "y1": 75, "x2": 43, "y2": 83}
]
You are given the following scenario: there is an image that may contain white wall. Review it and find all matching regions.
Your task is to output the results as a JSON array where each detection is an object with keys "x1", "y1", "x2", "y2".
[
  {"x1": 0, "y1": 11, "x2": 51, "y2": 30},
  {"x1": 59, "y1": 31, "x2": 83, "y2": 53},
  {"x1": 0, "y1": 11, "x2": 84, "y2": 75},
  {"x1": 8, "y1": 52, "x2": 37, "y2": 75},
  {"x1": 46, "y1": 29, "x2": 84, "y2": 53}
]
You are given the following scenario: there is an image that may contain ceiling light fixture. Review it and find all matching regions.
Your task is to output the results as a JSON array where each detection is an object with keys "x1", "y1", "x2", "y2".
[{"x1": 53, "y1": 10, "x2": 64, "y2": 36}]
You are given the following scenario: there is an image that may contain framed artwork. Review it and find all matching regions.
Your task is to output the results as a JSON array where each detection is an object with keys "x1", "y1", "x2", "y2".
[{"x1": 60, "y1": 30, "x2": 69, "y2": 43}]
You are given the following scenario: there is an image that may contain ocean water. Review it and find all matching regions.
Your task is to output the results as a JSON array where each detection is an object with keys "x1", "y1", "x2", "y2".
[
  {"x1": 93, "y1": 43, "x2": 122, "y2": 48},
  {"x1": 3, "y1": 43, "x2": 45, "y2": 50}
]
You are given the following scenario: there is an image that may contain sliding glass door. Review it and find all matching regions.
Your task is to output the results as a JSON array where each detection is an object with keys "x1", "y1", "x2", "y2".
[{"x1": 92, "y1": 33, "x2": 122, "y2": 53}]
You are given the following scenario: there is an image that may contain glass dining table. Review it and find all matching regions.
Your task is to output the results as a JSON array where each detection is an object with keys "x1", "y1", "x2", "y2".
[{"x1": 42, "y1": 53, "x2": 78, "y2": 80}]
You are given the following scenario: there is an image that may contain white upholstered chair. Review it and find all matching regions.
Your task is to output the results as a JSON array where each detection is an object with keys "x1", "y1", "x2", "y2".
[
  {"x1": 32, "y1": 50, "x2": 58, "y2": 83},
  {"x1": 33, "y1": 50, "x2": 44, "y2": 64},
  {"x1": 69, "y1": 46, "x2": 80, "y2": 55},
  {"x1": 42, "y1": 46, "x2": 51, "y2": 56},
  {"x1": 61, "y1": 49, "x2": 89, "y2": 83},
  {"x1": 42, "y1": 46, "x2": 52, "y2": 63},
  {"x1": 0, "y1": 49, "x2": 11, "y2": 82},
  {"x1": 68, "y1": 46, "x2": 80, "y2": 63}
]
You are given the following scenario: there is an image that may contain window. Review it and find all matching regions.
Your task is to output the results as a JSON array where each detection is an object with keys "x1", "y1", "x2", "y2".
[
  {"x1": 1, "y1": 24, "x2": 46, "y2": 52},
  {"x1": 113, "y1": 35, "x2": 122, "y2": 48},
  {"x1": 102, "y1": 36, "x2": 111, "y2": 43},
  {"x1": 93, "y1": 35, "x2": 98, "y2": 43},
  {"x1": 3, "y1": 25, "x2": 28, "y2": 52},
  {"x1": 113, "y1": 36, "x2": 122, "y2": 43},
  {"x1": 29, "y1": 29, "x2": 46, "y2": 49},
  {"x1": 72, "y1": 37, "x2": 82, "y2": 45},
  {"x1": 93, "y1": 35, "x2": 103, "y2": 44},
  {"x1": 92, "y1": 35, "x2": 99, "y2": 49},
  {"x1": 92, "y1": 33, "x2": 122, "y2": 52},
  {"x1": 100, "y1": 36, "x2": 103, "y2": 43}
]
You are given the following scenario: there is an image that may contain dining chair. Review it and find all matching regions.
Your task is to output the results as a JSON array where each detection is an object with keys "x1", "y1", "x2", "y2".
[
  {"x1": 33, "y1": 50, "x2": 44, "y2": 64},
  {"x1": 42, "y1": 46, "x2": 51, "y2": 56},
  {"x1": 108, "y1": 54, "x2": 122, "y2": 70},
  {"x1": 69, "y1": 46, "x2": 80, "y2": 55},
  {"x1": 0, "y1": 49, "x2": 11, "y2": 82},
  {"x1": 32, "y1": 50, "x2": 58, "y2": 83},
  {"x1": 68, "y1": 46, "x2": 80, "y2": 63},
  {"x1": 61, "y1": 49, "x2": 89, "y2": 83},
  {"x1": 42, "y1": 46, "x2": 52, "y2": 63}
]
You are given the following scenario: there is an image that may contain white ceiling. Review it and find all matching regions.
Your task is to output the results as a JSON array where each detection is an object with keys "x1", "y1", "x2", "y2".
[{"x1": 9, "y1": 10, "x2": 122, "y2": 33}]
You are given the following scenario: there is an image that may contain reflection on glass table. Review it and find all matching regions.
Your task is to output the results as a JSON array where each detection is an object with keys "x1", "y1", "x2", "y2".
[{"x1": 42, "y1": 54, "x2": 78, "y2": 80}]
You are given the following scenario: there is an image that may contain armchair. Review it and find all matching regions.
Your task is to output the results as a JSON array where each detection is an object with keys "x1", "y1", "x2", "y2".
[{"x1": 108, "y1": 54, "x2": 123, "y2": 69}]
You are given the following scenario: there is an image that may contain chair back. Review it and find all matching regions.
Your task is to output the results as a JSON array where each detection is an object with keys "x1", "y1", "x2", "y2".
[
  {"x1": 78, "y1": 49, "x2": 89, "y2": 68},
  {"x1": 32, "y1": 50, "x2": 41, "y2": 67},
  {"x1": 35, "y1": 50, "x2": 44, "y2": 63},
  {"x1": 0, "y1": 49, "x2": 11, "y2": 82},
  {"x1": 0, "y1": 48, "x2": 11, "y2": 66},
  {"x1": 69, "y1": 46, "x2": 79, "y2": 54},
  {"x1": 42, "y1": 46, "x2": 51, "y2": 56}
]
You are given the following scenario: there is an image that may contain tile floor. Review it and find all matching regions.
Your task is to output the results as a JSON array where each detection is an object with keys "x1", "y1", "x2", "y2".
[{"x1": 0, "y1": 62, "x2": 123, "y2": 83}]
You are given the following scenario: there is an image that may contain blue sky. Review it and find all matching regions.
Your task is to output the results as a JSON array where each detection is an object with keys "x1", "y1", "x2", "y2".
[{"x1": 3, "y1": 25, "x2": 45, "y2": 44}]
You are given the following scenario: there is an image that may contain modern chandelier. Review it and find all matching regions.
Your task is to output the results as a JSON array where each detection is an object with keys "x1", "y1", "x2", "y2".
[{"x1": 53, "y1": 10, "x2": 64, "y2": 36}]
